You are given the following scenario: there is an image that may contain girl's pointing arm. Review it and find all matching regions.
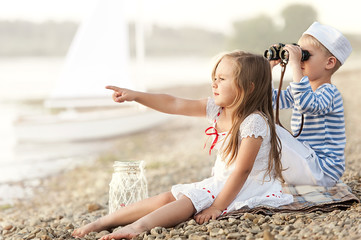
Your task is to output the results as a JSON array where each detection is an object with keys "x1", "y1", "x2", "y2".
[{"x1": 106, "y1": 85, "x2": 208, "y2": 117}]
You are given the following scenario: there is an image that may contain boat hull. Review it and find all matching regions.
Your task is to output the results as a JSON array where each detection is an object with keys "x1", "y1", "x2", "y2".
[{"x1": 14, "y1": 109, "x2": 171, "y2": 143}]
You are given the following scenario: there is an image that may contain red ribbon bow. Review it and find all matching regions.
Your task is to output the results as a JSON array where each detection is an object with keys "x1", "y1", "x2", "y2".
[{"x1": 204, "y1": 126, "x2": 219, "y2": 155}]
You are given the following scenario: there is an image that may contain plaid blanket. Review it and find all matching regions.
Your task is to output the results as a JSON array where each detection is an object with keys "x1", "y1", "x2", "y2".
[{"x1": 219, "y1": 182, "x2": 359, "y2": 219}]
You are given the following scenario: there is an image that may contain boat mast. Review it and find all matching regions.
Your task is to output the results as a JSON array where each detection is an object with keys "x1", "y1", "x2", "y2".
[{"x1": 135, "y1": 0, "x2": 146, "y2": 92}]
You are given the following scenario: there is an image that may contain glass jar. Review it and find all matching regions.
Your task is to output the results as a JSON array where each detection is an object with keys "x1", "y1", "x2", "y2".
[{"x1": 108, "y1": 161, "x2": 148, "y2": 213}]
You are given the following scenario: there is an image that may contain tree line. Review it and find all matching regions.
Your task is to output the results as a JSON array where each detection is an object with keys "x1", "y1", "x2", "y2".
[{"x1": 0, "y1": 4, "x2": 359, "y2": 57}]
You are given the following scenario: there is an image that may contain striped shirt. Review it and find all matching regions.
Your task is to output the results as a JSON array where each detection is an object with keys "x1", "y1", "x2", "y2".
[{"x1": 272, "y1": 76, "x2": 346, "y2": 181}]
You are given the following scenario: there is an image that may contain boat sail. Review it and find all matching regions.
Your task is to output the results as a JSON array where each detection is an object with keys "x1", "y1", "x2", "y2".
[
  {"x1": 46, "y1": 0, "x2": 133, "y2": 108},
  {"x1": 14, "y1": 0, "x2": 170, "y2": 143}
]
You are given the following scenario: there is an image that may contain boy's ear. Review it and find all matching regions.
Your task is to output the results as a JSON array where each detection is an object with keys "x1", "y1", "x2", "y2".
[{"x1": 325, "y1": 56, "x2": 337, "y2": 70}]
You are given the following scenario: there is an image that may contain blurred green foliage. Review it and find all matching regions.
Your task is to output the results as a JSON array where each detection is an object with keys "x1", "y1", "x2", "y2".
[
  {"x1": 0, "y1": 20, "x2": 77, "y2": 56},
  {"x1": 0, "y1": 4, "x2": 359, "y2": 57},
  {"x1": 229, "y1": 4, "x2": 318, "y2": 53},
  {"x1": 128, "y1": 24, "x2": 226, "y2": 57}
]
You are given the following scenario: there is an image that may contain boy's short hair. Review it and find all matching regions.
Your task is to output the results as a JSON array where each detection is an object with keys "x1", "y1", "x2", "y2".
[
  {"x1": 302, "y1": 22, "x2": 352, "y2": 66},
  {"x1": 299, "y1": 34, "x2": 342, "y2": 73}
]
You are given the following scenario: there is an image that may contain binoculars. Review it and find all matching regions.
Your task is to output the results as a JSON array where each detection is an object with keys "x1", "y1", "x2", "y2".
[{"x1": 264, "y1": 43, "x2": 310, "y2": 62}]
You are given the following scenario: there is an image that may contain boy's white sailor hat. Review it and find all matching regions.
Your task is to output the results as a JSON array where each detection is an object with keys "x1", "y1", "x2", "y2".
[{"x1": 303, "y1": 22, "x2": 352, "y2": 65}]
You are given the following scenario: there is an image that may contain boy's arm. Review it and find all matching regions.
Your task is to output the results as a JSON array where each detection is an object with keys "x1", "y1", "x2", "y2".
[
  {"x1": 106, "y1": 86, "x2": 207, "y2": 117},
  {"x1": 194, "y1": 136, "x2": 262, "y2": 224},
  {"x1": 269, "y1": 57, "x2": 294, "y2": 110},
  {"x1": 272, "y1": 87, "x2": 294, "y2": 110},
  {"x1": 282, "y1": 44, "x2": 304, "y2": 83},
  {"x1": 290, "y1": 77, "x2": 336, "y2": 115},
  {"x1": 281, "y1": 44, "x2": 336, "y2": 114}
]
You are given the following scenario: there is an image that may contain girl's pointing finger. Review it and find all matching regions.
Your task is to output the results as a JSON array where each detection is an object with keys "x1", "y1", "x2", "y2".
[{"x1": 105, "y1": 85, "x2": 121, "y2": 91}]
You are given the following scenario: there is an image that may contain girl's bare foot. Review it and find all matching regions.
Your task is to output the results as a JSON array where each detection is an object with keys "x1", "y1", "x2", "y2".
[
  {"x1": 72, "y1": 220, "x2": 107, "y2": 238},
  {"x1": 100, "y1": 224, "x2": 145, "y2": 240}
]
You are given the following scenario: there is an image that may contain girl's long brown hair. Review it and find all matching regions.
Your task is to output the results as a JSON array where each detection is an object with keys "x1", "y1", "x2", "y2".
[{"x1": 212, "y1": 51, "x2": 284, "y2": 182}]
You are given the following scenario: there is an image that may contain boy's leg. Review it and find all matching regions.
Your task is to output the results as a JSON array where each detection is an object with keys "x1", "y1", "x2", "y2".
[
  {"x1": 276, "y1": 125, "x2": 319, "y2": 185},
  {"x1": 100, "y1": 195, "x2": 196, "y2": 240},
  {"x1": 72, "y1": 191, "x2": 176, "y2": 238}
]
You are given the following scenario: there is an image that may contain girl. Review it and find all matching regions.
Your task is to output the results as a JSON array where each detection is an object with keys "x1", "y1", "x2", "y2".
[{"x1": 72, "y1": 51, "x2": 293, "y2": 240}]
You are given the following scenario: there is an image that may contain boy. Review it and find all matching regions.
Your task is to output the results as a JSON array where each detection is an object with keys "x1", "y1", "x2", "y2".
[{"x1": 270, "y1": 22, "x2": 352, "y2": 187}]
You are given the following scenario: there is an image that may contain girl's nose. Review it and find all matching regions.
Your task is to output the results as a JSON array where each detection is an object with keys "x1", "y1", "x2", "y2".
[{"x1": 212, "y1": 81, "x2": 218, "y2": 88}]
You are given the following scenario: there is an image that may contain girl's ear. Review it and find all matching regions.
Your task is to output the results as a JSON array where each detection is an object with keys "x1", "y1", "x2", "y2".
[{"x1": 325, "y1": 56, "x2": 337, "y2": 70}]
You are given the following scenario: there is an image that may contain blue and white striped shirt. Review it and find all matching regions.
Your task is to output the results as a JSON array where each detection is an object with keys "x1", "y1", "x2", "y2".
[{"x1": 272, "y1": 76, "x2": 346, "y2": 181}]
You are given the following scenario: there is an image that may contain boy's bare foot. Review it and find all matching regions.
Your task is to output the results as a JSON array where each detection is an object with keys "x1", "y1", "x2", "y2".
[
  {"x1": 100, "y1": 224, "x2": 145, "y2": 240},
  {"x1": 72, "y1": 220, "x2": 106, "y2": 238}
]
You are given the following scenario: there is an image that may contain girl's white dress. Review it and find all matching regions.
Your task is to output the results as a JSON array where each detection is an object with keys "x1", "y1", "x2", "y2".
[{"x1": 171, "y1": 98, "x2": 293, "y2": 214}]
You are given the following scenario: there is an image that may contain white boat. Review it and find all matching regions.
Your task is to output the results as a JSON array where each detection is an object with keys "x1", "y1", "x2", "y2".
[
  {"x1": 13, "y1": 0, "x2": 170, "y2": 143},
  {"x1": 14, "y1": 106, "x2": 170, "y2": 143}
]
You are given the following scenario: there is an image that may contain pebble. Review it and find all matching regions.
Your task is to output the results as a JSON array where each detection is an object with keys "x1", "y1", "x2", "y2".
[
  {"x1": 3, "y1": 225, "x2": 13, "y2": 231},
  {"x1": 87, "y1": 203, "x2": 102, "y2": 213},
  {"x1": 226, "y1": 232, "x2": 242, "y2": 239},
  {"x1": 150, "y1": 226, "x2": 163, "y2": 236},
  {"x1": 96, "y1": 230, "x2": 110, "y2": 238}
]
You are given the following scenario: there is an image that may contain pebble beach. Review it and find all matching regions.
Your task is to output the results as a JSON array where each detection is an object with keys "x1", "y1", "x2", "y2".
[{"x1": 1, "y1": 69, "x2": 361, "y2": 240}]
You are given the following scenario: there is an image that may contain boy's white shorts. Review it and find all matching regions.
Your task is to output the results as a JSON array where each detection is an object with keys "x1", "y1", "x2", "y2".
[{"x1": 276, "y1": 125, "x2": 336, "y2": 187}]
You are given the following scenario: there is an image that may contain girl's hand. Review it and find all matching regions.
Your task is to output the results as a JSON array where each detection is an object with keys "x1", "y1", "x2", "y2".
[
  {"x1": 194, "y1": 206, "x2": 222, "y2": 224},
  {"x1": 105, "y1": 85, "x2": 137, "y2": 103}
]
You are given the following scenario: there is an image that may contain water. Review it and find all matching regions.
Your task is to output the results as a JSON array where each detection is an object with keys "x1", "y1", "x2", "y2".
[{"x1": 0, "y1": 56, "x2": 211, "y2": 204}]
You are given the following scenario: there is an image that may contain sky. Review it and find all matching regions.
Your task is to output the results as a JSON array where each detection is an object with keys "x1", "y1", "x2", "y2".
[{"x1": 1, "y1": 0, "x2": 361, "y2": 35}]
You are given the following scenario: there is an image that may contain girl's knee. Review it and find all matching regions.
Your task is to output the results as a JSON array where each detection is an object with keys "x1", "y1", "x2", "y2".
[
  {"x1": 178, "y1": 195, "x2": 197, "y2": 214},
  {"x1": 157, "y1": 192, "x2": 176, "y2": 205}
]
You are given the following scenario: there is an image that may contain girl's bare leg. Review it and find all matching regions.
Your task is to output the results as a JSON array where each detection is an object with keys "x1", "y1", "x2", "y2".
[
  {"x1": 100, "y1": 195, "x2": 196, "y2": 240},
  {"x1": 72, "y1": 192, "x2": 175, "y2": 238}
]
